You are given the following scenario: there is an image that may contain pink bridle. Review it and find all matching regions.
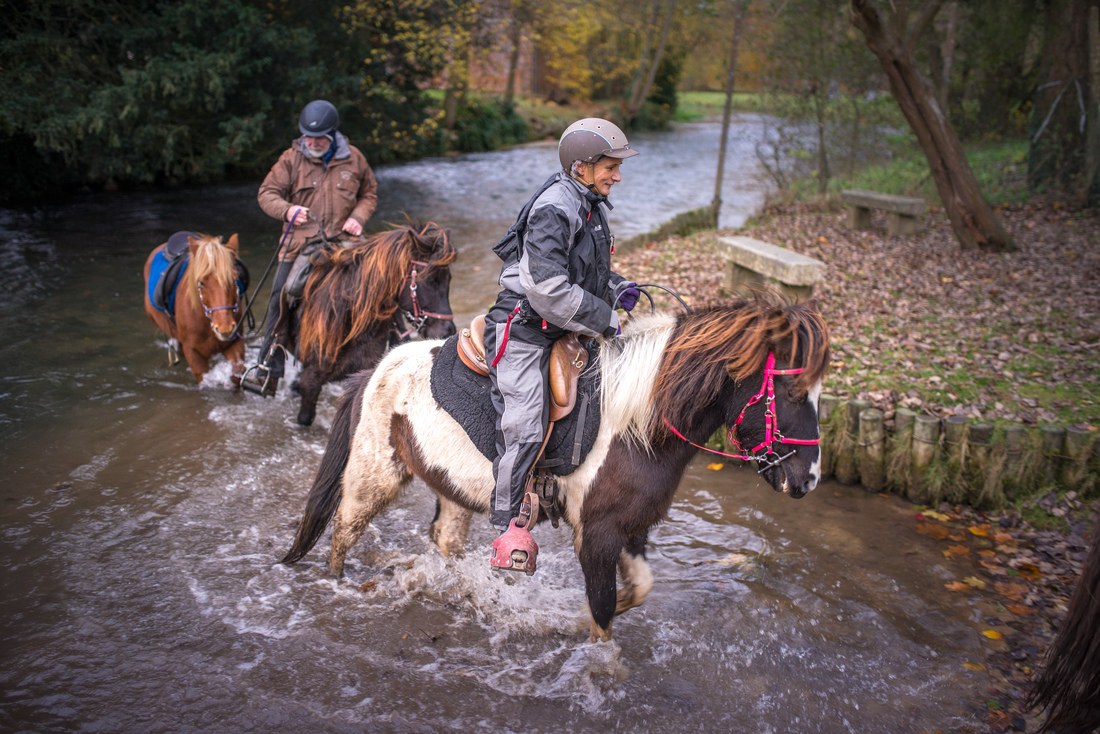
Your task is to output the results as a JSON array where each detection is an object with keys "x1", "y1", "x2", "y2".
[{"x1": 663, "y1": 352, "x2": 820, "y2": 472}]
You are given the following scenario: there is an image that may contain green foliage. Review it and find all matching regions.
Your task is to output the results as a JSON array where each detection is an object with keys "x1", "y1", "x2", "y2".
[
  {"x1": 940, "y1": 0, "x2": 1042, "y2": 141},
  {"x1": 0, "y1": 0, "x2": 458, "y2": 199},
  {"x1": 630, "y1": 53, "x2": 683, "y2": 131},
  {"x1": 451, "y1": 99, "x2": 529, "y2": 153},
  {"x1": 1, "y1": 0, "x2": 312, "y2": 195}
]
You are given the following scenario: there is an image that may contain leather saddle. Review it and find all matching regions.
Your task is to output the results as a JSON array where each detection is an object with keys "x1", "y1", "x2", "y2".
[{"x1": 457, "y1": 314, "x2": 587, "y2": 422}]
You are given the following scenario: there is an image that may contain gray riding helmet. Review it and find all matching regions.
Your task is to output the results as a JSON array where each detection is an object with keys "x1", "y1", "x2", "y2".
[
  {"x1": 557, "y1": 117, "x2": 639, "y2": 171},
  {"x1": 298, "y1": 99, "x2": 339, "y2": 137}
]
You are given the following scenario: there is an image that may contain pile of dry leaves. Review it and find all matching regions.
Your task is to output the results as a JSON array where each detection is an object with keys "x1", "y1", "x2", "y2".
[{"x1": 616, "y1": 200, "x2": 1100, "y2": 732}]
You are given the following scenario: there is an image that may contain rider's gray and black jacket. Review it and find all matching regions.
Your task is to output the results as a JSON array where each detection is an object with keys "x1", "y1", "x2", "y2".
[{"x1": 488, "y1": 174, "x2": 626, "y2": 347}]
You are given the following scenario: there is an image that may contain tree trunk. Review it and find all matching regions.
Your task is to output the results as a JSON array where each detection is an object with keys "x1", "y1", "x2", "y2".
[
  {"x1": 503, "y1": 12, "x2": 523, "y2": 106},
  {"x1": 625, "y1": 0, "x2": 659, "y2": 116},
  {"x1": 1028, "y1": 0, "x2": 1092, "y2": 197},
  {"x1": 712, "y1": 0, "x2": 749, "y2": 220},
  {"x1": 625, "y1": 0, "x2": 677, "y2": 122},
  {"x1": 850, "y1": 0, "x2": 1016, "y2": 252},
  {"x1": 1086, "y1": 6, "x2": 1100, "y2": 205},
  {"x1": 443, "y1": 33, "x2": 470, "y2": 132},
  {"x1": 813, "y1": 87, "x2": 830, "y2": 194},
  {"x1": 938, "y1": 1, "x2": 958, "y2": 114}
]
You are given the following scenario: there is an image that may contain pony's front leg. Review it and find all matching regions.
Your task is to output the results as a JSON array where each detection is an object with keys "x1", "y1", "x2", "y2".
[
  {"x1": 181, "y1": 347, "x2": 210, "y2": 383},
  {"x1": 615, "y1": 534, "x2": 653, "y2": 615},
  {"x1": 429, "y1": 495, "x2": 473, "y2": 557},
  {"x1": 225, "y1": 340, "x2": 246, "y2": 387},
  {"x1": 295, "y1": 364, "x2": 325, "y2": 426},
  {"x1": 579, "y1": 519, "x2": 626, "y2": 641}
]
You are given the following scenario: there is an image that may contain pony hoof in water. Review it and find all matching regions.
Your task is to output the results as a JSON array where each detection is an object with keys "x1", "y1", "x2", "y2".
[{"x1": 279, "y1": 296, "x2": 830, "y2": 640}]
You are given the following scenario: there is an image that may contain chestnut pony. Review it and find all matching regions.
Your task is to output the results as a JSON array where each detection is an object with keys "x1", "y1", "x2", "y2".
[
  {"x1": 281, "y1": 297, "x2": 830, "y2": 641},
  {"x1": 284, "y1": 221, "x2": 457, "y2": 427},
  {"x1": 142, "y1": 233, "x2": 246, "y2": 384}
]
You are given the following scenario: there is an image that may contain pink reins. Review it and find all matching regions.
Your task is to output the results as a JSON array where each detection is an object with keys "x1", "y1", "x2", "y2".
[{"x1": 663, "y1": 352, "x2": 819, "y2": 472}]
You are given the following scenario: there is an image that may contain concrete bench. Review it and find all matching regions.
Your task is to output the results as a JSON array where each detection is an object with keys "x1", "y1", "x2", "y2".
[
  {"x1": 841, "y1": 189, "x2": 926, "y2": 236},
  {"x1": 716, "y1": 236, "x2": 825, "y2": 302}
]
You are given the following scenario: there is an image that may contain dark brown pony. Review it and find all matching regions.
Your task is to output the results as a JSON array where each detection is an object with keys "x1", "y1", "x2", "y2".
[
  {"x1": 142, "y1": 233, "x2": 245, "y2": 384},
  {"x1": 1029, "y1": 513, "x2": 1100, "y2": 733},
  {"x1": 281, "y1": 297, "x2": 830, "y2": 641},
  {"x1": 286, "y1": 221, "x2": 457, "y2": 426}
]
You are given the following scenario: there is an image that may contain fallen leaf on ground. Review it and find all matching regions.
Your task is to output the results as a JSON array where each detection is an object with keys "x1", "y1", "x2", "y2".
[
  {"x1": 963, "y1": 576, "x2": 987, "y2": 589},
  {"x1": 943, "y1": 544, "x2": 970, "y2": 558},
  {"x1": 1013, "y1": 562, "x2": 1042, "y2": 580},
  {"x1": 917, "y1": 523, "x2": 952, "y2": 540},
  {"x1": 994, "y1": 581, "x2": 1030, "y2": 601}
]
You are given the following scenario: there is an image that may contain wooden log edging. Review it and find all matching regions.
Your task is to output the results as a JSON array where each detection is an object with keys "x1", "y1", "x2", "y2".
[{"x1": 718, "y1": 395, "x2": 1099, "y2": 508}]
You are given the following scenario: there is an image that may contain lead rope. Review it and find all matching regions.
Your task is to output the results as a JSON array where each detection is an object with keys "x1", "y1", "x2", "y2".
[{"x1": 229, "y1": 207, "x2": 302, "y2": 341}]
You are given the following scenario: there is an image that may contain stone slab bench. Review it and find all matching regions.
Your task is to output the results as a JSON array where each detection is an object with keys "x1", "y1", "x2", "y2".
[
  {"x1": 716, "y1": 235, "x2": 825, "y2": 302},
  {"x1": 841, "y1": 189, "x2": 926, "y2": 236}
]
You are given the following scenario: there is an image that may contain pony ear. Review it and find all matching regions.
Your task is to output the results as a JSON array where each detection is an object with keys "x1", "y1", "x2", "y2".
[{"x1": 226, "y1": 233, "x2": 239, "y2": 253}]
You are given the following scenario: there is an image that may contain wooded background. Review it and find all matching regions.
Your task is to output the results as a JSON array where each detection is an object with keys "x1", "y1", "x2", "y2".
[{"x1": 3, "y1": 0, "x2": 1097, "y2": 224}]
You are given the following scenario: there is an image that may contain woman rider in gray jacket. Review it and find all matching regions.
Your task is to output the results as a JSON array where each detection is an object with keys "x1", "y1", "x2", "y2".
[{"x1": 486, "y1": 118, "x2": 641, "y2": 573}]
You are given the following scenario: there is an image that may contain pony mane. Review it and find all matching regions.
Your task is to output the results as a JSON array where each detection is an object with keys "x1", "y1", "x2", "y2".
[
  {"x1": 298, "y1": 221, "x2": 455, "y2": 364},
  {"x1": 601, "y1": 296, "x2": 830, "y2": 450},
  {"x1": 180, "y1": 234, "x2": 236, "y2": 311}
]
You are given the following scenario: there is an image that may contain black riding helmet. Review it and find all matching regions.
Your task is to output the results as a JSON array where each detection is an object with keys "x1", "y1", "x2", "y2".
[{"x1": 298, "y1": 100, "x2": 339, "y2": 137}]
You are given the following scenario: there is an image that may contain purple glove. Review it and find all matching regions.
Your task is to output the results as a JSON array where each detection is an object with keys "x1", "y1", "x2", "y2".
[{"x1": 615, "y1": 281, "x2": 640, "y2": 312}]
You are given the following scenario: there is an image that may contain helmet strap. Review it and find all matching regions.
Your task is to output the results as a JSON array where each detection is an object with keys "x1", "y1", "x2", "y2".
[{"x1": 569, "y1": 160, "x2": 600, "y2": 194}]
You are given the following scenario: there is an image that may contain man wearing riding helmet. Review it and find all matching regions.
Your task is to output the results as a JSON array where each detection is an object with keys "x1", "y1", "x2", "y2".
[
  {"x1": 245, "y1": 99, "x2": 378, "y2": 397},
  {"x1": 486, "y1": 117, "x2": 641, "y2": 573}
]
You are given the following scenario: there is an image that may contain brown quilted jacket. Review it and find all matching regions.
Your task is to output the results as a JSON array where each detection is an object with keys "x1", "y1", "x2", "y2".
[{"x1": 257, "y1": 133, "x2": 378, "y2": 261}]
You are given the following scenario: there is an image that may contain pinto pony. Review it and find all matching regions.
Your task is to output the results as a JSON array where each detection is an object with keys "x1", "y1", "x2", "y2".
[
  {"x1": 281, "y1": 297, "x2": 830, "y2": 640},
  {"x1": 1028, "y1": 513, "x2": 1100, "y2": 733},
  {"x1": 286, "y1": 221, "x2": 457, "y2": 426},
  {"x1": 142, "y1": 233, "x2": 246, "y2": 384}
]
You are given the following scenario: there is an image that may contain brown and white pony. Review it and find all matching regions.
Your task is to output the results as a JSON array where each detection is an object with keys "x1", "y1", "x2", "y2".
[
  {"x1": 142, "y1": 233, "x2": 245, "y2": 384},
  {"x1": 281, "y1": 297, "x2": 830, "y2": 641},
  {"x1": 286, "y1": 221, "x2": 457, "y2": 426},
  {"x1": 1028, "y1": 511, "x2": 1100, "y2": 733}
]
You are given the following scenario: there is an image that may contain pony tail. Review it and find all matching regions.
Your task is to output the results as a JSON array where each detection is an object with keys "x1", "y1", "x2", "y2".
[{"x1": 280, "y1": 373, "x2": 368, "y2": 564}]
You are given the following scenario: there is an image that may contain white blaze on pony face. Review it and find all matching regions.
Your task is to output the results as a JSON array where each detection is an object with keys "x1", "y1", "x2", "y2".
[
  {"x1": 772, "y1": 377, "x2": 824, "y2": 498},
  {"x1": 805, "y1": 379, "x2": 824, "y2": 491}
]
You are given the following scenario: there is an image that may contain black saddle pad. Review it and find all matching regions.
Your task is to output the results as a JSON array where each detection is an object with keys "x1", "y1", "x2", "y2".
[{"x1": 429, "y1": 335, "x2": 601, "y2": 476}]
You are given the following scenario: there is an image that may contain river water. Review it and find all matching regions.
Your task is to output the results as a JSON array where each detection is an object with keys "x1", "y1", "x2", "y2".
[{"x1": 1, "y1": 117, "x2": 988, "y2": 732}]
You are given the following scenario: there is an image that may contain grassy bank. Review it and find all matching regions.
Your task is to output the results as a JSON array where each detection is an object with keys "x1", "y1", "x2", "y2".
[
  {"x1": 620, "y1": 132, "x2": 1098, "y2": 442},
  {"x1": 791, "y1": 135, "x2": 1031, "y2": 206}
]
